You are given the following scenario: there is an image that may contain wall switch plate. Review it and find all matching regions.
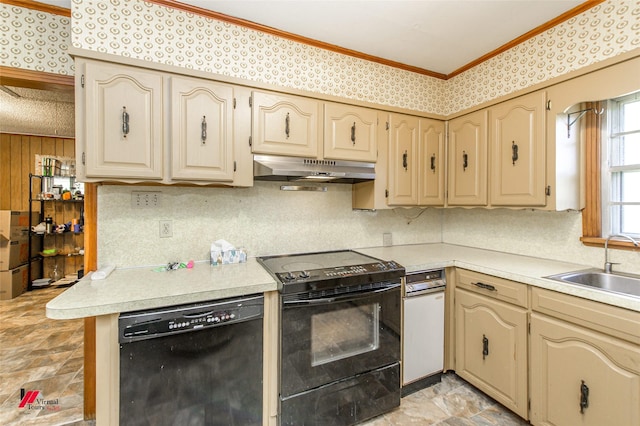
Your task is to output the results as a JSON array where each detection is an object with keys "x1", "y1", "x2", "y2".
[
  {"x1": 383, "y1": 232, "x2": 392, "y2": 247},
  {"x1": 132, "y1": 191, "x2": 161, "y2": 208},
  {"x1": 159, "y1": 220, "x2": 172, "y2": 238}
]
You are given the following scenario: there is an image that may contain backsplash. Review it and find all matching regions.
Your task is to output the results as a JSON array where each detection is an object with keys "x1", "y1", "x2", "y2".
[
  {"x1": 443, "y1": 208, "x2": 640, "y2": 275},
  {"x1": 96, "y1": 183, "x2": 442, "y2": 268},
  {"x1": 98, "y1": 183, "x2": 640, "y2": 275}
]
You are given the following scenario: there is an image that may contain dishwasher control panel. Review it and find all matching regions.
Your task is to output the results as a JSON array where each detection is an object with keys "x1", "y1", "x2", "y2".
[
  {"x1": 118, "y1": 294, "x2": 264, "y2": 343},
  {"x1": 405, "y1": 269, "x2": 446, "y2": 296}
]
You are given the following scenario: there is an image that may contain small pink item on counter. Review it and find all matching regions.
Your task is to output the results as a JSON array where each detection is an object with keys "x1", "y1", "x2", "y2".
[{"x1": 186, "y1": 260, "x2": 194, "y2": 269}]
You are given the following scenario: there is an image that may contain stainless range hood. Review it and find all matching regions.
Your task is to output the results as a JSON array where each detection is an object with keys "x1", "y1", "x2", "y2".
[{"x1": 253, "y1": 155, "x2": 375, "y2": 183}]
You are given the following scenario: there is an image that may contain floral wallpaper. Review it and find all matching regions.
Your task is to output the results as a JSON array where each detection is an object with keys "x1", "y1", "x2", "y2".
[
  {"x1": 445, "y1": 1, "x2": 640, "y2": 114},
  {"x1": 0, "y1": 4, "x2": 74, "y2": 75},
  {"x1": 1, "y1": 0, "x2": 639, "y2": 115}
]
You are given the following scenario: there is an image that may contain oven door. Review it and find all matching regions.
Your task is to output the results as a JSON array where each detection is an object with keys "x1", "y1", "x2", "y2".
[{"x1": 280, "y1": 282, "x2": 401, "y2": 398}]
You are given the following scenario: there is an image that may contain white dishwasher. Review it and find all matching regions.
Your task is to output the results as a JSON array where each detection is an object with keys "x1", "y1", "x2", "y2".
[{"x1": 402, "y1": 269, "x2": 446, "y2": 393}]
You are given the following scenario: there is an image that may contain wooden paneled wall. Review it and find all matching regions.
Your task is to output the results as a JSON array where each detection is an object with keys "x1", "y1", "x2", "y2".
[{"x1": 0, "y1": 133, "x2": 75, "y2": 211}]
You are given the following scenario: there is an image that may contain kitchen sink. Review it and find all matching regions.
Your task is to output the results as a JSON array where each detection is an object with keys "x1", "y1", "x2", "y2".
[{"x1": 545, "y1": 269, "x2": 640, "y2": 298}]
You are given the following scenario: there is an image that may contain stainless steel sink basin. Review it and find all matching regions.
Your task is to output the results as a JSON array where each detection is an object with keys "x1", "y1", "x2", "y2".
[{"x1": 546, "y1": 269, "x2": 640, "y2": 298}]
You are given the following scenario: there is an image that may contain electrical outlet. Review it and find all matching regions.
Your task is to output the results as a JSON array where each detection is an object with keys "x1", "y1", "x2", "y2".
[
  {"x1": 159, "y1": 220, "x2": 172, "y2": 238},
  {"x1": 383, "y1": 232, "x2": 392, "y2": 247},
  {"x1": 132, "y1": 191, "x2": 161, "y2": 208}
]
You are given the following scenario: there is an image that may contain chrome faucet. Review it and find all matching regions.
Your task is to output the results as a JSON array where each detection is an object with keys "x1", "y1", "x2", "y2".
[{"x1": 604, "y1": 234, "x2": 640, "y2": 273}]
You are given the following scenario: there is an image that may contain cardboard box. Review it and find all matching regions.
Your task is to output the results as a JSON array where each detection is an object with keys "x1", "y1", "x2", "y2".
[
  {"x1": 0, "y1": 235, "x2": 32, "y2": 270},
  {"x1": 0, "y1": 211, "x2": 37, "y2": 240},
  {"x1": 0, "y1": 264, "x2": 28, "y2": 300}
]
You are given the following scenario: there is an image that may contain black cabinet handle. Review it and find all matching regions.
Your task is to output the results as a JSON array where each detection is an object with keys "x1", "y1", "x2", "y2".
[
  {"x1": 285, "y1": 112, "x2": 290, "y2": 139},
  {"x1": 482, "y1": 334, "x2": 489, "y2": 360},
  {"x1": 430, "y1": 154, "x2": 436, "y2": 172},
  {"x1": 351, "y1": 122, "x2": 356, "y2": 145},
  {"x1": 512, "y1": 141, "x2": 519, "y2": 165},
  {"x1": 580, "y1": 380, "x2": 589, "y2": 413},
  {"x1": 201, "y1": 115, "x2": 207, "y2": 145},
  {"x1": 462, "y1": 151, "x2": 468, "y2": 171},
  {"x1": 122, "y1": 106, "x2": 130, "y2": 138},
  {"x1": 402, "y1": 150, "x2": 408, "y2": 171},
  {"x1": 473, "y1": 281, "x2": 497, "y2": 292}
]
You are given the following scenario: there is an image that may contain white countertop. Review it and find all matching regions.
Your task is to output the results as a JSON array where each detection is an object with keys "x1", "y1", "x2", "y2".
[
  {"x1": 46, "y1": 258, "x2": 278, "y2": 319},
  {"x1": 46, "y1": 243, "x2": 640, "y2": 319}
]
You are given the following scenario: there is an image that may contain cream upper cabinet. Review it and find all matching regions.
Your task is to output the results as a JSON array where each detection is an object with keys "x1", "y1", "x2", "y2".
[
  {"x1": 82, "y1": 60, "x2": 163, "y2": 179},
  {"x1": 447, "y1": 110, "x2": 488, "y2": 206},
  {"x1": 454, "y1": 270, "x2": 529, "y2": 419},
  {"x1": 418, "y1": 118, "x2": 445, "y2": 206},
  {"x1": 323, "y1": 102, "x2": 377, "y2": 162},
  {"x1": 489, "y1": 91, "x2": 547, "y2": 206},
  {"x1": 387, "y1": 113, "x2": 419, "y2": 206},
  {"x1": 170, "y1": 76, "x2": 234, "y2": 181},
  {"x1": 530, "y1": 287, "x2": 640, "y2": 426},
  {"x1": 251, "y1": 91, "x2": 321, "y2": 158}
]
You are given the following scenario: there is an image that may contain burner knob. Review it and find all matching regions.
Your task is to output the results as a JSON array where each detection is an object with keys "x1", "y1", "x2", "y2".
[
  {"x1": 285, "y1": 272, "x2": 295, "y2": 281},
  {"x1": 299, "y1": 271, "x2": 310, "y2": 279}
]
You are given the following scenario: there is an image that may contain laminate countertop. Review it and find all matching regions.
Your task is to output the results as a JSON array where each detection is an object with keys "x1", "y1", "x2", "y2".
[{"x1": 46, "y1": 243, "x2": 640, "y2": 319}]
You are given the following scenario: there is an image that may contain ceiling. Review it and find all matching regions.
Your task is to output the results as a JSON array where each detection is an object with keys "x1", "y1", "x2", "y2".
[{"x1": 38, "y1": 0, "x2": 587, "y2": 75}]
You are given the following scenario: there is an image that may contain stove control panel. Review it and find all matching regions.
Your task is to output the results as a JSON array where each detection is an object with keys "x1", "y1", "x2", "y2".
[{"x1": 276, "y1": 260, "x2": 403, "y2": 283}]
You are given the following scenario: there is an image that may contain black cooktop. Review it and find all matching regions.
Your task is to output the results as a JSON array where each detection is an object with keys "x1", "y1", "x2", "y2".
[{"x1": 257, "y1": 250, "x2": 405, "y2": 294}]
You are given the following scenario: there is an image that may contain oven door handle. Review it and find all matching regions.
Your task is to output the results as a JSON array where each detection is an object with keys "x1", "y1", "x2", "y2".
[{"x1": 283, "y1": 283, "x2": 400, "y2": 306}]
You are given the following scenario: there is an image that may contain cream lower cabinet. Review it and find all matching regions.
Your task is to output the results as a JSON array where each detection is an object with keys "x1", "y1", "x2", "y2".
[
  {"x1": 169, "y1": 76, "x2": 234, "y2": 181},
  {"x1": 81, "y1": 60, "x2": 164, "y2": 180},
  {"x1": 530, "y1": 287, "x2": 640, "y2": 426},
  {"x1": 454, "y1": 270, "x2": 528, "y2": 419}
]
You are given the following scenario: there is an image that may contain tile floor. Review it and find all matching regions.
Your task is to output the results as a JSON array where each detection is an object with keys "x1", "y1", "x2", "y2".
[{"x1": 0, "y1": 286, "x2": 528, "y2": 426}]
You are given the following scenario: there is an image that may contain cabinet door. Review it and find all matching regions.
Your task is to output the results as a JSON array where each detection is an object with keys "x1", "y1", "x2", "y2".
[
  {"x1": 387, "y1": 114, "x2": 419, "y2": 206},
  {"x1": 251, "y1": 91, "x2": 321, "y2": 157},
  {"x1": 170, "y1": 76, "x2": 234, "y2": 181},
  {"x1": 84, "y1": 61, "x2": 163, "y2": 179},
  {"x1": 530, "y1": 313, "x2": 640, "y2": 426},
  {"x1": 323, "y1": 102, "x2": 377, "y2": 162},
  {"x1": 418, "y1": 118, "x2": 445, "y2": 206},
  {"x1": 447, "y1": 110, "x2": 488, "y2": 206},
  {"x1": 455, "y1": 288, "x2": 528, "y2": 419},
  {"x1": 490, "y1": 91, "x2": 546, "y2": 206}
]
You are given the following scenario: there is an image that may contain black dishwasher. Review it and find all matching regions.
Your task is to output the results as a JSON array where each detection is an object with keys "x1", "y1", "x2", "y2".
[{"x1": 119, "y1": 294, "x2": 264, "y2": 426}]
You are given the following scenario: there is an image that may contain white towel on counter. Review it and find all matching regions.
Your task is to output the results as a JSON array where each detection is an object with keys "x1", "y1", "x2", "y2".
[{"x1": 91, "y1": 265, "x2": 115, "y2": 280}]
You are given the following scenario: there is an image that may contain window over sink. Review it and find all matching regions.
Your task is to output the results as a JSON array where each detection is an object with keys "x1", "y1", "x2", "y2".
[
  {"x1": 582, "y1": 90, "x2": 640, "y2": 246},
  {"x1": 603, "y1": 93, "x2": 640, "y2": 237}
]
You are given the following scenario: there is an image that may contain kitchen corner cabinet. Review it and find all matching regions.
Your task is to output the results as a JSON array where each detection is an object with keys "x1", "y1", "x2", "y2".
[
  {"x1": 454, "y1": 270, "x2": 528, "y2": 419},
  {"x1": 418, "y1": 118, "x2": 445, "y2": 206},
  {"x1": 323, "y1": 102, "x2": 377, "y2": 162},
  {"x1": 530, "y1": 287, "x2": 640, "y2": 426},
  {"x1": 447, "y1": 110, "x2": 488, "y2": 206},
  {"x1": 169, "y1": 76, "x2": 234, "y2": 181},
  {"x1": 489, "y1": 91, "x2": 547, "y2": 206},
  {"x1": 387, "y1": 113, "x2": 419, "y2": 206},
  {"x1": 352, "y1": 111, "x2": 390, "y2": 210},
  {"x1": 81, "y1": 60, "x2": 163, "y2": 180},
  {"x1": 251, "y1": 91, "x2": 322, "y2": 158}
]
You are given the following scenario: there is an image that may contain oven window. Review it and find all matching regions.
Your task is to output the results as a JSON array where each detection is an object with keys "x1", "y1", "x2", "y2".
[{"x1": 311, "y1": 303, "x2": 380, "y2": 367}]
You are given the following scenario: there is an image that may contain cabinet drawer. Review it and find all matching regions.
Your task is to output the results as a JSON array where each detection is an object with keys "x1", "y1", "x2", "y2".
[
  {"x1": 531, "y1": 287, "x2": 640, "y2": 345},
  {"x1": 456, "y1": 269, "x2": 528, "y2": 308}
]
